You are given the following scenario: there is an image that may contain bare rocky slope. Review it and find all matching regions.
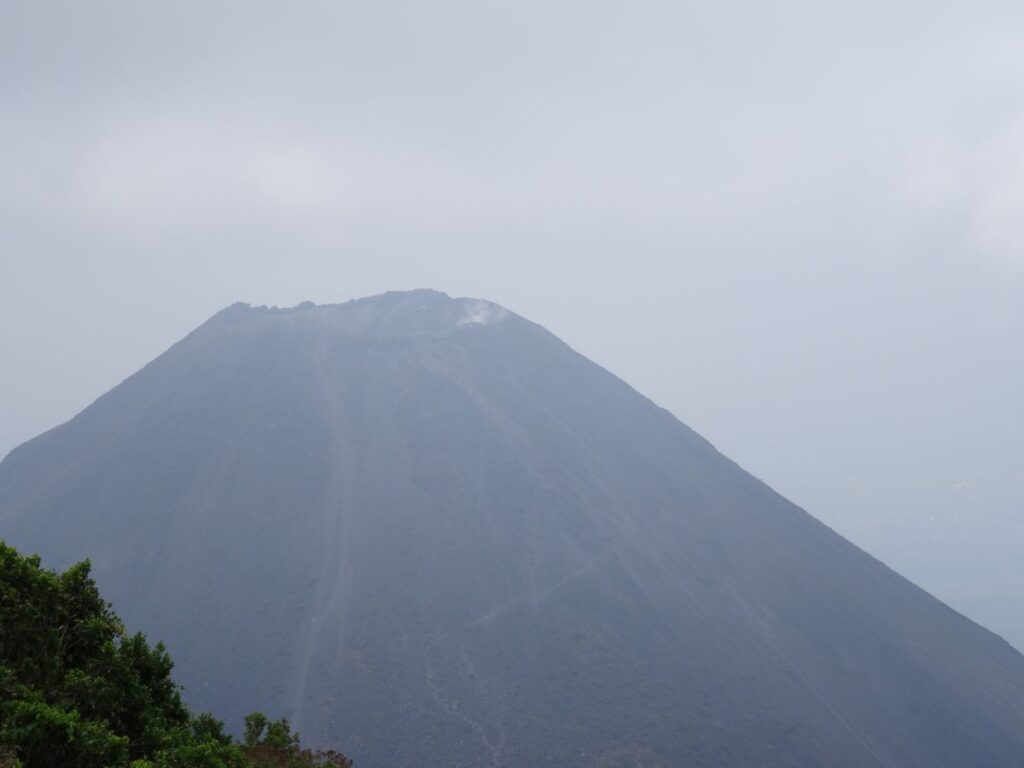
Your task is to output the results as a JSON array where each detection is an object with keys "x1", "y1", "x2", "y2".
[{"x1": 2, "y1": 290, "x2": 1024, "y2": 767}]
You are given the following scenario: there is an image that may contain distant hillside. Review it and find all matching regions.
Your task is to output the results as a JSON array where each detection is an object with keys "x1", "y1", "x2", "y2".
[{"x1": 2, "y1": 290, "x2": 1023, "y2": 766}]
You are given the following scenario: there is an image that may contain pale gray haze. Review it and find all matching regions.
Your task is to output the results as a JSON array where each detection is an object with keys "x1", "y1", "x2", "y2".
[{"x1": 1, "y1": 1, "x2": 1023, "y2": 649}]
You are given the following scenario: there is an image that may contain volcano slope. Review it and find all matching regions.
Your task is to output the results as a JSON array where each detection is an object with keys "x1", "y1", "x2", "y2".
[{"x1": 2, "y1": 290, "x2": 1023, "y2": 767}]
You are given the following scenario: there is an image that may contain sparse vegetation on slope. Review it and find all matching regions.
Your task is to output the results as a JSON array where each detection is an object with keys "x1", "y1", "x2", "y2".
[{"x1": 0, "y1": 541, "x2": 351, "y2": 768}]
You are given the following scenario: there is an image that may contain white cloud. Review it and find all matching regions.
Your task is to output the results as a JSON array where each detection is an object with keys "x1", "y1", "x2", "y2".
[{"x1": 903, "y1": 116, "x2": 1024, "y2": 267}]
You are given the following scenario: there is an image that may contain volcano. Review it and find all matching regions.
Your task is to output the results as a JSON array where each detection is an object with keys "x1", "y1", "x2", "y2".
[{"x1": 2, "y1": 290, "x2": 1023, "y2": 766}]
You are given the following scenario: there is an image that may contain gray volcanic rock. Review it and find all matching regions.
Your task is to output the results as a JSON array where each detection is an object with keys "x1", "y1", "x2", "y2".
[{"x1": 2, "y1": 289, "x2": 1024, "y2": 767}]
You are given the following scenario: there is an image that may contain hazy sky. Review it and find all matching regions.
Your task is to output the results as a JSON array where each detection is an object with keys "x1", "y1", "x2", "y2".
[{"x1": 2, "y1": 1, "x2": 1023, "y2": 645}]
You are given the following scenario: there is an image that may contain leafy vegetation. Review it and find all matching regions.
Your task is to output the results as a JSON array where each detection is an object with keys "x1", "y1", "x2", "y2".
[{"x1": 0, "y1": 541, "x2": 351, "y2": 768}]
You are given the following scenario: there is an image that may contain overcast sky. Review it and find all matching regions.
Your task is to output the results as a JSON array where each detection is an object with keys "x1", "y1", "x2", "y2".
[{"x1": 2, "y1": 0, "x2": 1023, "y2": 646}]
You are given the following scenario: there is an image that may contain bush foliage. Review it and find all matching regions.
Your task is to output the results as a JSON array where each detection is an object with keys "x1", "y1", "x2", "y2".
[{"x1": 0, "y1": 541, "x2": 351, "y2": 768}]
